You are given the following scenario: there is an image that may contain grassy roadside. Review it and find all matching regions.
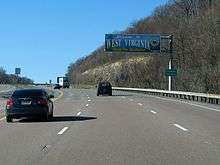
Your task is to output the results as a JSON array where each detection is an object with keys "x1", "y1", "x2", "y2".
[
  {"x1": 0, "y1": 99, "x2": 6, "y2": 119},
  {"x1": 0, "y1": 85, "x2": 16, "y2": 92}
]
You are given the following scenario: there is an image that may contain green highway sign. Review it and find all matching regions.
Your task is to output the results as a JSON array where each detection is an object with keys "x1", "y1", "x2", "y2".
[
  {"x1": 105, "y1": 34, "x2": 161, "y2": 52},
  {"x1": 165, "y1": 69, "x2": 177, "y2": 76}
]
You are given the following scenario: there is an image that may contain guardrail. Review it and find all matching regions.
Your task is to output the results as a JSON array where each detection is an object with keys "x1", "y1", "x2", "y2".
[{"x1": 112, "y1": 87, "x2": 220, "y2": 105}]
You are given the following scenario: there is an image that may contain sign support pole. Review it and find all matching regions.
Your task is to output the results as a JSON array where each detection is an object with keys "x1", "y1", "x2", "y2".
[{"x1": 168, "y1": 35, "x2": 173, "y2": 91}]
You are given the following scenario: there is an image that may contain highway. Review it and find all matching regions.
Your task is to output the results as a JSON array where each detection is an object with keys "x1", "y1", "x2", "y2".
[{"x1": 0, "y1": 88, "x2": 219, "y2": 165}]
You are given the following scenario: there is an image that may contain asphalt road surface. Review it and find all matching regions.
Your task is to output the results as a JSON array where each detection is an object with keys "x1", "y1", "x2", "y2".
[{"x1": 0, "y1": 88, "x2": 219, "y2": 165}]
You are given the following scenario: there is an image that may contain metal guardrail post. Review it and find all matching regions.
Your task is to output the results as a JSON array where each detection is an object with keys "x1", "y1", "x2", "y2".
[{"x1": 112, "y1": 87, "x2": 220, "y2": 105}]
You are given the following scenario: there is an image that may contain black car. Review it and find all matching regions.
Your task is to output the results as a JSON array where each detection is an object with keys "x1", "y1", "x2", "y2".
[
  {"x1": 97, "y1": 81, "x2": 112, "y2": 96},
  {"x1": 63, "y1": 82, "x2": 70, "y2": 88},
  {"x1": 54, "y1": 84, "x2": 61, "y2": 89},
  {"x1": 5, "y1": 89, "x2": 54, "y2": 122}
]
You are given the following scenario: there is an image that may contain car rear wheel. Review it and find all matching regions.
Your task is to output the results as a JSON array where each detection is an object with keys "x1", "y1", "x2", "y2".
[
  {"x1": 6, "y1": 116, "x2": 12, "y2": 123},
  {"x1": 49, "y1": 111, "x2": 53, "y2": 118},
  {"x1": 49, "y1": 104, "x2": 54, "y2": 118},
  {"x1": 42, "y1": 112, "x2": 49, "y2": 121}
]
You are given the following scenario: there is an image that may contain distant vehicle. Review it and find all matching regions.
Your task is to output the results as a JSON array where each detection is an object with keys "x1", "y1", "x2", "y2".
[
  {"x1": 97, "y1": 81, "x2": 112, "y2": 96},
  {"x1": 54, "y1": 84, "x2": 61, "y2": 89},
  {"x1": 5, "y1": 89, "x2": 54, "y2": 122},
  {"x1": 57, "y1": 77, "x2": 70, "y2": 88}
]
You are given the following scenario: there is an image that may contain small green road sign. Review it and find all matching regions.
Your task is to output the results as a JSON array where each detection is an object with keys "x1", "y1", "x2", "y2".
[{"x1": 165, "y1": 69, "x2": 177, "y2": 76}]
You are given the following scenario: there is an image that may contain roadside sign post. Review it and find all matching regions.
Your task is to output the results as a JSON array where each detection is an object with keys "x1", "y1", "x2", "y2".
[
  {"x1": 49, "y1": 80, "x2": 52, "y2": 90},
  {"x1": 161, "y1": 35, "x2": 176, "y2": 91},
  {"x1": 15, "y1": 68, "x2": 21, "y2": 84},
  {"x1": 15, "y1": 68, "x2": 21, "y2": 76},
  {"x1": 168, "y1": 35, "x2": 173, "y2": 91}
]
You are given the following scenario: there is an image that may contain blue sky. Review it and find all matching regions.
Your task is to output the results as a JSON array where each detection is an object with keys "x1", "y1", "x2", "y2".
[{"x1": 0, "y1": 0, "x2": 168, "y2": 83}]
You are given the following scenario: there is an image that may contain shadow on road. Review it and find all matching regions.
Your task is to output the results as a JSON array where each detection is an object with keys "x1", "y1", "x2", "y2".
[
  {"x1": 18, "y1": 116, "x2": 97, "y2": 123},
  {"x1": 51, "y1": 116, "x2": 97, "y2": 122},
  {"x1": 112, "y1": 94, "x2": 133, "y2": 97}
]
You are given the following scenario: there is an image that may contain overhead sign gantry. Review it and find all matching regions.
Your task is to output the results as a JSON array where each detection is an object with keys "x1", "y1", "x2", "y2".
[{"x1": 105, "y1": 34, "x2": 175, "y2": 91}]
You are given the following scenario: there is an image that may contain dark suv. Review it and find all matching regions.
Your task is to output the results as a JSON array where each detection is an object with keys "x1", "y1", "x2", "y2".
[
  {"x1": 5, "y1": 89, "x2": 54, "y2": 122},
  {"x1": 97, "y1": 81, "x2": 112, "y2": 96},
  {"x1": 54, "y1": 84, "x2": 61, "y2": 89}
]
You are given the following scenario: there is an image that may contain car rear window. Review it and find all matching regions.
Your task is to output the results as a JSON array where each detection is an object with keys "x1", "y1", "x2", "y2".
[
  {"x1": 12, "y1": 90, "x2": 44, "y2": 98},
  {"x1": 99, "y1": 82, "x2": 109, "y2": 86}
]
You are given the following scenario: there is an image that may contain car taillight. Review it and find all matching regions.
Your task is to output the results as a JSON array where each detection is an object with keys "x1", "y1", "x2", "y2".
[
  {"x1": 37, "y1": 98, "x2": 47, "y2": 105},
  {"x1": 6, "y1": 99, "x2": 14, "y2": 109}
]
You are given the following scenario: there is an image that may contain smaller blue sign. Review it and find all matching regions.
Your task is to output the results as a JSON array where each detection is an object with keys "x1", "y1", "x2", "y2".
[
  {"x1": 105, "y1": 34, "x2": 160, "y2": 52},
  {"x1": 15, "y1": 68, "x2": 21, "y2": 75}
]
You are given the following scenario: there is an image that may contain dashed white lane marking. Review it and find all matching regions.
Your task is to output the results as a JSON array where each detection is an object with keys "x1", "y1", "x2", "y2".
[
  {"x1": 0, "y1": 117, "x2": 5, "y2": 121},
  {"x1": 138, "y1": 103, "x2": 143, "y2": 106},
  {"x1": 150, "y1": 110, "x2": 157, "y2": 114},
  {"x1": 88, "y1": 99, "x2": 91, "y2": 102},
  {"x1": 173, "y1": 124, "x2": 188, "y2": 132},
  {"x1": 57, "y1": 127, "x2": 69, "y2": 135},
  {"x1": 76, "y1": 112, "x2": 82, "y2": 116},
  {"x1": 86, "y1": 104, "x2": 89, "y2": 107},
  {"x1": 129, "y1": 99, "x2": 134, "y2": 101}
]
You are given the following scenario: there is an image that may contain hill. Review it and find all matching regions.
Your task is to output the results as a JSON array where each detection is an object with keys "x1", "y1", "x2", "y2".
[{"x1": 67, "y1": 0, "x2": 220, "y2": 94}]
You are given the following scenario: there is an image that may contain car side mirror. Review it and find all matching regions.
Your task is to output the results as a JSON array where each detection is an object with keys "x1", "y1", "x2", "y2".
[{"x1": 49, "y1": 95, "x2": 54, "y2": 99}]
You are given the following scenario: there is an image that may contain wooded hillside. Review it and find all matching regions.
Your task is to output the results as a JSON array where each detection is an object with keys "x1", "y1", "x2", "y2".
[{"x1": 67, "y1": 0, "x2": 220, "y2": 94}]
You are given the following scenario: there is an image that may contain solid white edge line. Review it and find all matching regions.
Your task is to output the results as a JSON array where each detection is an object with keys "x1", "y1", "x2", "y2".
[
  {"x1": 76, "y1": 112, "x2": 82, "y2": 116},
  {"x1": 174, "y1": 124, "x2": 188, "y2": 132},
  {"x1": 57, "y1": 127, "x2": 69, "y2": 135},
  {"x1": 53, "y1": 90, "x2": 64, "y2": 101},
  {"x1": 185, "y1": 103, "x2": 220, "y2": 112},
  {"x1": 148, "y1": 95, "x2": 220, "y2": 112},
  {"x1": 0, "y1": 117, "x2": 6, "y2": 121},
  {"x1": 150, "y1": 110, "x2": 157, "y2": 114}
]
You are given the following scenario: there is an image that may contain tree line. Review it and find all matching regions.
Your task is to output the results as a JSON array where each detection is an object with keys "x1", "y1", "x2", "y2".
[
  {"x1": 67, "y1": 0, "x2": 220, "y2": 94},
  {"x1": 0, "y1": 67, "x2": 33, "y2": 84}
]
